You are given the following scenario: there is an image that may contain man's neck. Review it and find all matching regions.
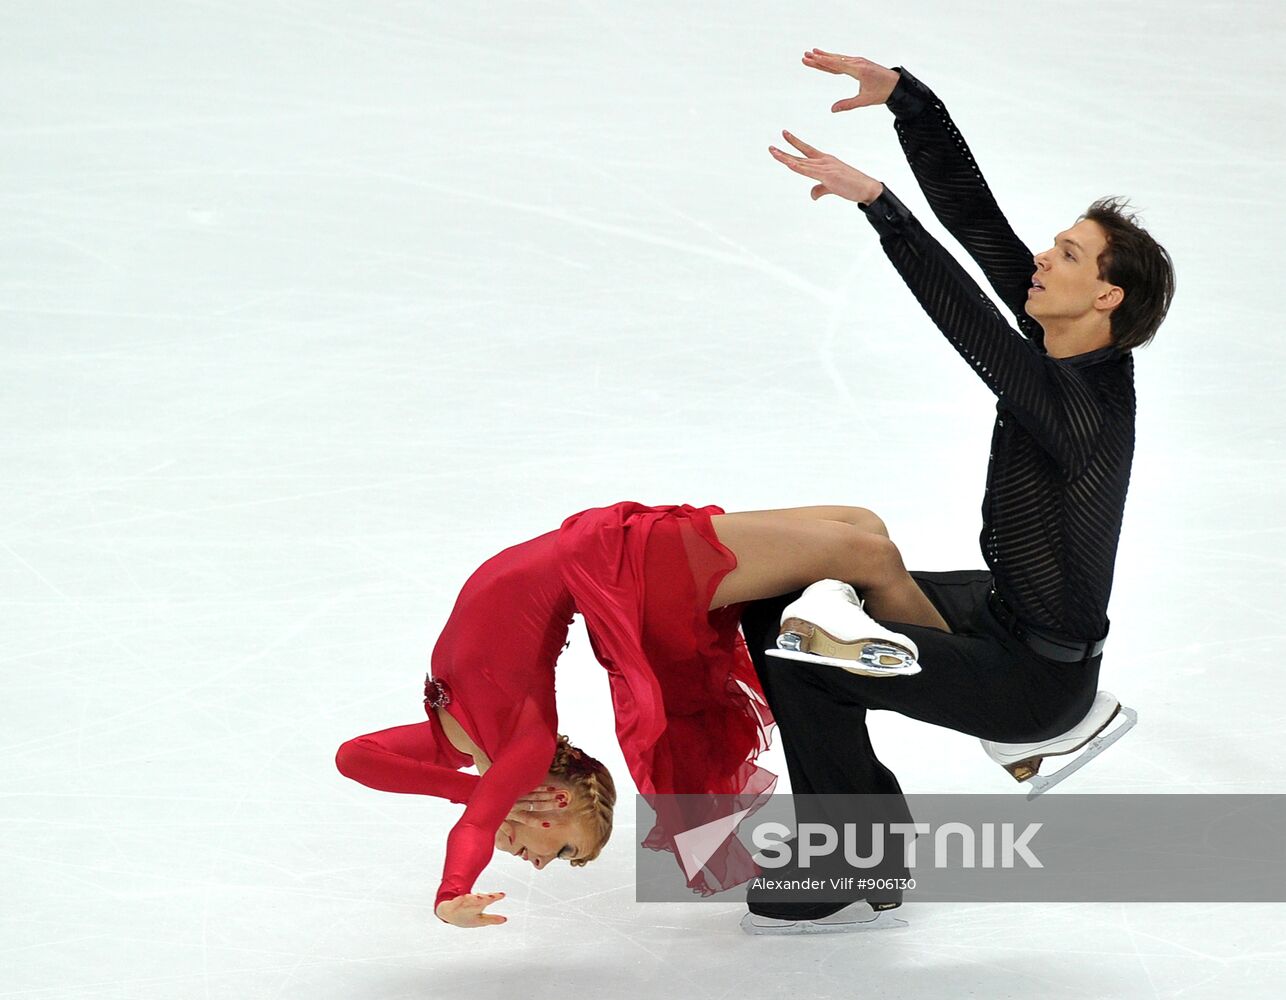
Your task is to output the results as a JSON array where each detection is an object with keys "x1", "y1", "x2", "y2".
[{"x1": 1040, "y1": 318, "x2": 1115, "y2": 359}]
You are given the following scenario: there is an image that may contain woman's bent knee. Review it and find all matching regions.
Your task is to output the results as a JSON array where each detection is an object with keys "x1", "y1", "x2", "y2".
[
  {"x1": 858, "y1": 508, "x2": 889, "y2": 538},
  {"x1": 829, "y1": 506, "x2": 888, "y2": 538},
  {"x1": 831, "y1": 525, "x2": 901, "y2": 585}
]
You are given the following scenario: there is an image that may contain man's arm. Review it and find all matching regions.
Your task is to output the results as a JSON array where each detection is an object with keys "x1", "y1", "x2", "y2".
[
  {"x1": 766, "y1": 113, "x2": 1102, "y2": 476},
  {"x1": 885, "y1": 67, "x2": 1046, "y2": 350},
  {"x1": 860, "y1": 186, "x2": 1102, "y2": 477}
]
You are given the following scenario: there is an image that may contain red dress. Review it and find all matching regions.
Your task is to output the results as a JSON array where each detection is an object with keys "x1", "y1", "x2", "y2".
[{"x1": 335, "y1": 502, "x2": 777, "y2": 909}]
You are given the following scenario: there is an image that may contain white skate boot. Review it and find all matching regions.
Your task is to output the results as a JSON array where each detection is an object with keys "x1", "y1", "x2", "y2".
[
  {"x1": 981, "y1": 691, "x2": 1138, "y2": 799},
  {"x1": 767, "y1": 579, "x2": 921, "y2": 677}
]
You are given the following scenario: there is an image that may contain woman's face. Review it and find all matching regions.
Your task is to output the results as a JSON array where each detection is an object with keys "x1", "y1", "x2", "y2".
[{"x1": 495, "y1": 809, "x2": 595, "y2": 870}]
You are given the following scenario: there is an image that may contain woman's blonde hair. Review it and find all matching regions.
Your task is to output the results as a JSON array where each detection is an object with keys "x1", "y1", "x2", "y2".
[{"x1": 548, "y1": 735, "x2": 615, "y2": 866}]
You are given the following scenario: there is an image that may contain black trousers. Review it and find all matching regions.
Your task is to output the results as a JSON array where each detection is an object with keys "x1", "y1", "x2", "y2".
[{"x1": 739, "y1": 569, "x2": 1103, "y2": 917}]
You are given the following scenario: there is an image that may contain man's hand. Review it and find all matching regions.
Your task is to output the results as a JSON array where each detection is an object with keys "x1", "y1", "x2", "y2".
[
  {"x1": 436, "y1": 891, "x2": 507, "y2": 928},
  {"x1": 768, "y1": 131, "x2": 884, "y2": 205},
  {"x1": 802, "y1": 49, "x2": 901, "y2": 112}
]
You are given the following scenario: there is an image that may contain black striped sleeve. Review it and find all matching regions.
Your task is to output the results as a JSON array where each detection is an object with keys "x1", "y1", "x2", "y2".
[{"x1": 885, "y1": 67, "x2": 1046, "y2": 351}]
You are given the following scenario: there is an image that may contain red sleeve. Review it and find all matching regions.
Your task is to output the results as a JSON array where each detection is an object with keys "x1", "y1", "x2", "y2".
[
  {"x1": 434, "y1": 697, "x2": 557, "y2": 912},
  {"x1": 335, "y1": 721, "x2": 480, "y2": 805}
]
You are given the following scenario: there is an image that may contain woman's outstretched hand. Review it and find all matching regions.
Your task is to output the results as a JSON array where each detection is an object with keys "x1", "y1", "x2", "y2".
[
  {"x1": 768, "y1": 131, "x2": 884, "y2": 205},
  {"x1": 436, "y1": 891, "x2": 507, "y2": 928},
  {"x1": 802, "y1": 49, "x2": 900, "y2": 112}
]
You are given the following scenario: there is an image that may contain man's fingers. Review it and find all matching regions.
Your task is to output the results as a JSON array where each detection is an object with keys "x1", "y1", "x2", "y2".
[
  {"x1": 769, "y1": 147, "x2": 826, "y2": 179},
  {"x1": 802, "y1": 52, "x2": 842, "y2": 76},
  {"x1": 780, "y1": 130, "x2": 823, "y2": 157},
  {"x1": 806, "y1": 49, "x2": 859, "y2": 68},
  {"x1": 802, "y1": 52, "x2": 874, "y2": 110},
  {"x1": 768, "y1": 145, "x2": 817, "y2": 167},
  {"x1": 805, "y1": 49, "x2": 850, "y2": 65},
  {"x1": 832, "y1": 94, "x2": 867, "y2": 113}
]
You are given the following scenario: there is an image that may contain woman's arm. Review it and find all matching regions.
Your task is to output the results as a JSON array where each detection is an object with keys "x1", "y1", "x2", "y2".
[
  {"x1": 433, "y1": 699, "x2": 557, "y2": 924},
  {"x1": 335, "y1": 712, "x2": 561, "y2": 928}
]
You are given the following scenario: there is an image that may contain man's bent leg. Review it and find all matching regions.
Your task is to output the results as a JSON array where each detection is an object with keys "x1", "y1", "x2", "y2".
[
  {"x1": 738, "y1": 571, "x2": 1100, "y2": 919},
  {"x1": 745, "y1": 570, "x2": 1101, "y2": 749}
]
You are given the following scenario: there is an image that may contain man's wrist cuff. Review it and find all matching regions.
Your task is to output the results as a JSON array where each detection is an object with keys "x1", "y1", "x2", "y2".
[
  {"x1": 887, "y1": 66, "x2": 931, "y2": 120},
  {"x1": 857, "y1": 186, "x2": 914, "y2": 238}
]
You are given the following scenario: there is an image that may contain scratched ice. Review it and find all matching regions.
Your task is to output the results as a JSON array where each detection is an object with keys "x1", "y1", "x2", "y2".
[{"x1": 2, "y1": 2, "x2": 1285, "y2": 998}]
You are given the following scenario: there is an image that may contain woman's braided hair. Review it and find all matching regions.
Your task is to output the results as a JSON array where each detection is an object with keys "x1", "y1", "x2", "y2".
[{"x1": 548, "y1": 735, "x2": 616, "y2": 866}]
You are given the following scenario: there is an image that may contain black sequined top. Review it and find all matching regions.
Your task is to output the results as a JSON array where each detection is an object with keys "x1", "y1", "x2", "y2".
[{"x1": 858, "y1": 67, "x2": 1136, "y2": 643}]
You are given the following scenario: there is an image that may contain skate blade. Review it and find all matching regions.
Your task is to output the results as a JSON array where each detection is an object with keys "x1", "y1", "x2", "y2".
[
  {"x1": 778, "y1": 618, "x2": 919, "y2": 673},
  {"x1": 739, "y1": 909, "x2": 908, "y2": 936},
  {"x1": 1012, "y1": 706, "x2": 1138, "y2": 799},
  {"x1": 767, "y1": 647, "x2": 921, "y2": 678}
]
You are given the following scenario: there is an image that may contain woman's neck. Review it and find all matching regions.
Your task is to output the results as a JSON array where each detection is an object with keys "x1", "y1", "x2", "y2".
[{"x1": 435, "y1": 707, "x2": 492, "y2": 773}]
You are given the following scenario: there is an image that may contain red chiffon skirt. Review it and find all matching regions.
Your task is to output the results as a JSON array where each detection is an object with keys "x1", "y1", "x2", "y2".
[{"x1": 556, "y1": 502, "x2": 778, "y2": 894}]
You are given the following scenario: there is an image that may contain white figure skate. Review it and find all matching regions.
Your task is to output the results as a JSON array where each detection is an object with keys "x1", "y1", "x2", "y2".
[
  {"x1": 740, "y1": 899, "x2": 908, "y2": 936},
  {"x1": 768, "y1": 579, "x2": 921, "y2": 677},
  {"x1": 981, "y1": 691, "x2": 1137, "y2": 799}
]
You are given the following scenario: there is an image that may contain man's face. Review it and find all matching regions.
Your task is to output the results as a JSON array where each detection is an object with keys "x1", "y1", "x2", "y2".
[{"x1": 1026, "y1": 218, "x2": 1117, "y2": 326}]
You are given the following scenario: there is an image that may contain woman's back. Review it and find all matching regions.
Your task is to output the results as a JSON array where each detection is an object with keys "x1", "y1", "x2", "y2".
[{"x1": 431, "y1": 528, "x2": 576, "y2": 756}]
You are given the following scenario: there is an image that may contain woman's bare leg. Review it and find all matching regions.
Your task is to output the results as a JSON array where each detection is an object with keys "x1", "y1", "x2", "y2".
[
  {"x1": 726, "y1": 504, "x2": 890, "y2": 538},
  {"x1": 709, "y1": 508, "x2": 951, "y2": 633}
]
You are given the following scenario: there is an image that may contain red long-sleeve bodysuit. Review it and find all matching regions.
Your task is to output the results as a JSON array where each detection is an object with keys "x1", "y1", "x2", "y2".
[{"x1": 336, "y1": 503, "x2": 776, "y2": 912}]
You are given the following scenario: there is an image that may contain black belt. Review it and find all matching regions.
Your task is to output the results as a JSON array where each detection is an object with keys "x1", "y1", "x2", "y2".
[{"x1": 985, "y1": 588, "x2": 1107, "y2": 663}]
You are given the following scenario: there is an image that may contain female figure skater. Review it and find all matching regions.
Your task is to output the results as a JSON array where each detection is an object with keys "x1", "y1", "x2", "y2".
[{"x1": 335, "y1": 500, "x2": 949, "y2": 928}]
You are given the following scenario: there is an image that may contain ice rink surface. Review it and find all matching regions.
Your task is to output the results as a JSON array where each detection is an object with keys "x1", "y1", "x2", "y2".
[{"x1": 3, "y1": 1, "x2": 1285, "y2": 997}]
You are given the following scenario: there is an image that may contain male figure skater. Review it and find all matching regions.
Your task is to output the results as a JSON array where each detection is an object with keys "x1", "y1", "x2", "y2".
[{"x1": 738, "y1": 51, "x2": 1175, "y2": 933}]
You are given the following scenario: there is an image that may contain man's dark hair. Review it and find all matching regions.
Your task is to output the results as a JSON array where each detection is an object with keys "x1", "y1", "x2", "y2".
[{"x1": 1078, "y1": 196, "x2": 1175, "y2": 351}]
